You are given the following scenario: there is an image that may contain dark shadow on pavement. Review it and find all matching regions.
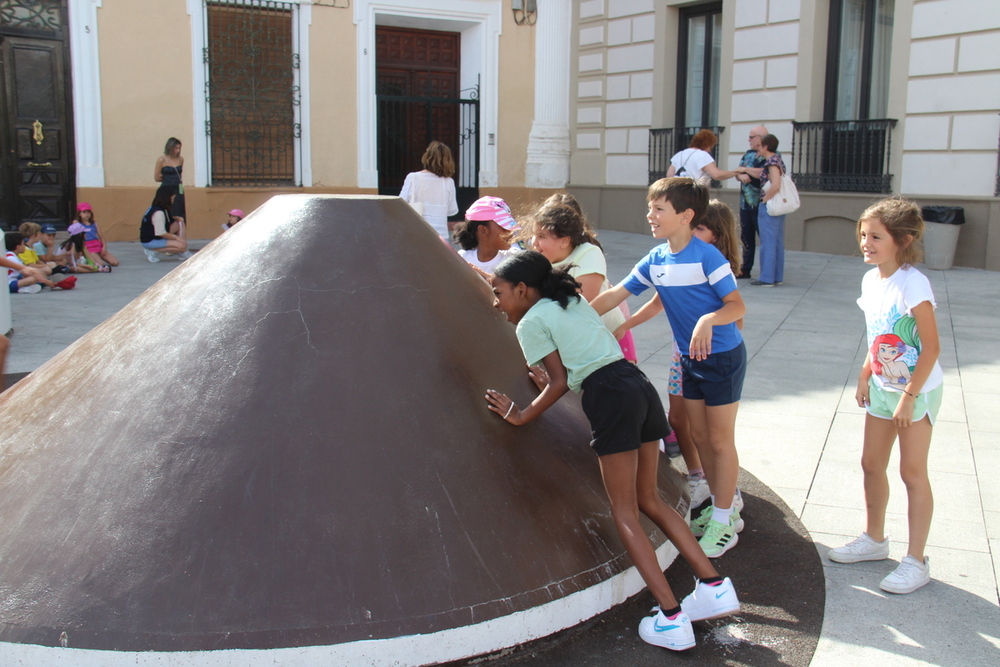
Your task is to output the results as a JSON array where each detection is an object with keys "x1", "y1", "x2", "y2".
[{"x1": 444, "y1": 466, "x2": 825, "y2": 667}]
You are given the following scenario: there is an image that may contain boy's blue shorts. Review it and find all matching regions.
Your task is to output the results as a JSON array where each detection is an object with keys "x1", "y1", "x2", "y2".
[{"x1": 680, "y1": 341, "x2": 747, "y2": 406}]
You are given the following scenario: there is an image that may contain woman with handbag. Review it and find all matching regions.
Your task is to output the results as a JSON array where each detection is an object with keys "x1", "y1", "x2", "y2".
[
  {"x1": 154, "y1": 137, "x2": 186, "y2": 223},
  {"x1": 400, "y1": 141, "x2": 459, "y2": 240},
  {"x1": 741, "y1": 134, "x2": 788, "y2": 286}
]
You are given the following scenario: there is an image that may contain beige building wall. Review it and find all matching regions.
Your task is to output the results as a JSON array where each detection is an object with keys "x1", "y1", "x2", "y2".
[
  {"x1": 98, "y1": 0, "x2": 195, "y2": 188},
  {"x1": 81, "y1": 0, "x2": 557, "y2": 240},
  {"x1": 309, "y1": 6, "x2": 359, "y2": 188},
  {"x1": 569, "y1": 0, "x2": 1000, "y2": 271}
]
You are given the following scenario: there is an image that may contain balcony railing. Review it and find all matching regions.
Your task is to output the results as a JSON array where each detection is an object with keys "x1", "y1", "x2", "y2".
[
  {"x1": 791, "y1": 119, "x2": 897, "y2": 193},
  {"x1": 648, "y1": 126, "x2": 725, "y2": 185}
]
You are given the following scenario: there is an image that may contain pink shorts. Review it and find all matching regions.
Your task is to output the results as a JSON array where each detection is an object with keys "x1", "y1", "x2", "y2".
[{"x1": 85, "y1": 239, "x2": 104, "y2": 254}]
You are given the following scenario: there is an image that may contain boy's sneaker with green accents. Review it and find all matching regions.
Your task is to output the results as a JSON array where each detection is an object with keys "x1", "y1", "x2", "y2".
[
  {"x1": 690, "y1": 505, "x2": 744, "y2": 537},
  {"x1": 699, "y1": 516, "x2": 740, "y2": 557}
]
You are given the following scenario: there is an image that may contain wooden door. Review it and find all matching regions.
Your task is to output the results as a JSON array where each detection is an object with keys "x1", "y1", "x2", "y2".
[
  {"x1": 375, "y1": 27, "x2": 460, "y2": 196},
  {"x1": 0, "y1": 34, "x2": 72, "y2": 230}
]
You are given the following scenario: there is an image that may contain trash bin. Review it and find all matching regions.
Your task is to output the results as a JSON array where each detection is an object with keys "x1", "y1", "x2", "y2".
[{"x1": 921, "y1": 206, "x2": 965, "y2": 270}]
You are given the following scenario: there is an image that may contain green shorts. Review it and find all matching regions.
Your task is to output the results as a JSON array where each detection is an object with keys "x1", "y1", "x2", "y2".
[{"x1": 866, "y1": 378, "x2": 943, "y2": 425}]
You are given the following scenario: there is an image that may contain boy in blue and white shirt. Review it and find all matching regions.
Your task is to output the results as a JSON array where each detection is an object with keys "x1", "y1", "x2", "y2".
[{"x1": 593, "y1": 177, "x2": 747, "y2": 558}]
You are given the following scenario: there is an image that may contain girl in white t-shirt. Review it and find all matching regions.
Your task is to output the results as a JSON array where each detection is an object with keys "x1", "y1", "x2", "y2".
[
  {"x1": 452, "y1": 196, "x2": 521, "y2": 277},
  {"x1": 529, "y1": 195, "x2": 637, "y2": 362},
  {"x1": 828, "y1": 197, "x2": 943, "y2": 595}
]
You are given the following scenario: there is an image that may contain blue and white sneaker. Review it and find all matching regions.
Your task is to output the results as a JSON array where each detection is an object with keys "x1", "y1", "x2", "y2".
[
  {"x1": 681, "y1": 577, "x2": 741, "y2": 622},
  {"x1": 638, "y1": 609, "x2": 695, "y2": 651}
]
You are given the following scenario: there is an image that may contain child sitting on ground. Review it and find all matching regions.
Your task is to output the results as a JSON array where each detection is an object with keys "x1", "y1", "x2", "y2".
[
  {"x1": 592, "y1": 179, "x2": 747, "y2": 559},
  {"x1": 32, "y1": 223, "x2": 71, "y2": 268},
  {"x1": 16, "y1": 222, "x2": 66, "y2": 279},
  {"x1": 222, "y1": 208, "x2": 244, "y2": 231},
  {"x1": 5, "y1": 233, "x2": 73, "y2": 292},
  {"x1": 74, "y1": 203, "x2": 118, "y2": 268},
  {"x1": 65, "y1": 223, "x2": 111, "y2": 272}
]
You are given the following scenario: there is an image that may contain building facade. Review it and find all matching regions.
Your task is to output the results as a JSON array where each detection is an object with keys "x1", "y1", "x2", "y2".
[
  {"x1": 567, "y1": 0, "x2": 1000, "y2": 270},
  {"x1": 1, "y1": 0, "x2": 569, "y2": 241}
]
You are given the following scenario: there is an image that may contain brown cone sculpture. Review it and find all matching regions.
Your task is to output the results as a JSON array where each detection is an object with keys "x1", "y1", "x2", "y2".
[{"x1": 0, "y1": 196, "x2": 685, "y2": 662}]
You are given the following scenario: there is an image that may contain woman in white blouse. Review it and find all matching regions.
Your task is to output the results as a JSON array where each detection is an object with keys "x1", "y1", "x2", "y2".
[
  {"x1": 666, "y1": 129, "x2": 736, "y2": 185},
  {"x1": 400, "y1": 141, "x2": 460, "y2": 239}
]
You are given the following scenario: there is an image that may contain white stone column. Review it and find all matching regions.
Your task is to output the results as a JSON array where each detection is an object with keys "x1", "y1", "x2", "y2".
[{"x1": 525, "y1": 0, "x2": 571, "y2": 188}]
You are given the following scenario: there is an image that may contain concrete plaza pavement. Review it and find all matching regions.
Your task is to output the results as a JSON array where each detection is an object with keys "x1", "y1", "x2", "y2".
[{"x1": 3, "y1": 232, "x2": 1000, "y2": 665}]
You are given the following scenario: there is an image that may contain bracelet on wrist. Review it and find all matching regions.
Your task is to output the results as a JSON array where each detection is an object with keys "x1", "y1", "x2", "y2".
[{"x1": 903, "y1": 390, "x2": 918, "y2": 398}]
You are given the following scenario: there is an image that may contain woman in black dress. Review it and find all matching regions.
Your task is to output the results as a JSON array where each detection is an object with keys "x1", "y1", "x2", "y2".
[{"x1": 154, "y1": 137, "x2": 186, "y2": 221}]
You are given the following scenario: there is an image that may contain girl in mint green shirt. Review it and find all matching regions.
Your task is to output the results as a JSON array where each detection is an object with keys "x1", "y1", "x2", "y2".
[{"x1": 484, "y1": 250, "x2": 740, "y2": 652}]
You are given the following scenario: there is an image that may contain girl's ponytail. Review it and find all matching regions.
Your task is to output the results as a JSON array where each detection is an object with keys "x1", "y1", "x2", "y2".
[
  {"x1": 494, "y1": 250, "x2": 581, "y2": 310},
  {"x1": 540, "y1": 266, "x2": 582, "y2": 309},
  {"x1": 451, "y1": 220, "x2": 482, "y2": 250}
]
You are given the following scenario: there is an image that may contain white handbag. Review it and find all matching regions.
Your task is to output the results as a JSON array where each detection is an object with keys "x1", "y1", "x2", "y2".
[{"x1": 764, "y1": 173, "x2": 800, "y2": 216}]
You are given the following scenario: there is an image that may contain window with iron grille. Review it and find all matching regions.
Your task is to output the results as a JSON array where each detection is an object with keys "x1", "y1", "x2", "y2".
[
  {"x1": 790, "y1": 0, "x2": 896, "y2": 194},
  {"x1": 204, "y1": 0, "x2": 299, "y2": 186}
]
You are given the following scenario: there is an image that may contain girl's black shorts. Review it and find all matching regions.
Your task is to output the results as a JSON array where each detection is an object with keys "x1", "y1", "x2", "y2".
[{"x1": 580, "y1": 359, "x2": 671, "y2": 457}]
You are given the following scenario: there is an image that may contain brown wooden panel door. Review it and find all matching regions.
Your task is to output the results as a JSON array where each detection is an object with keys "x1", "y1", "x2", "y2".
[
  {"x1": 0, "y1": 34, "x2": 71, "y2": 229},
  {"x1": 375, "y1": 27, "x2": 460, "y2": 195}
]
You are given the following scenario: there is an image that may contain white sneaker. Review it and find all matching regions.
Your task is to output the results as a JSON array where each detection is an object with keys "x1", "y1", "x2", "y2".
[
  {"x1": 177, "y1": 250, "x2": 193, "y2": 259},
  {"x1": 828, "y1": 533, "x2": 890, "y2": 564},
  {"x1": 143, "y1": 248, "x2": 161, "y2": 263},
  {"x1": 733, "y1": 488, "x2": 744, "y2": 513},
  {"x1": 687, "y1": 475, "x2": 711, "y2": 507},
  {"x1": 681, "y1": 577, "x2": 740, "y2": 622},
  {"x1": 880, "y1": 555, "x2": 930, "y2": 594},
  {"x1": 638, "y1": 610, "x2": 695, "y2": 651},
  {"x1": 17, "y1": 283, "x2": 42, "y2": 294}
]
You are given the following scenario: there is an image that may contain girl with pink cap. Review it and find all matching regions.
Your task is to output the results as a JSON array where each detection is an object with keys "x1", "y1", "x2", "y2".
[
  {"x1": 222, "y1": 208, "x2": 244, "y2": 231},
  {"x1": 74, "y1": 202, "x2": 118, "y2": 268},
  {"x1": 453, "y1": 196, "x2": 521, "y2": 276}
]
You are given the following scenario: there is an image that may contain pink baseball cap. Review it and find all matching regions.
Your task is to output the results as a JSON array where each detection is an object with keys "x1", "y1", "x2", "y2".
[
  {"x1": 228, "y1": 209, "x2": 244, "y2": 218},
  {"x1": 76, "y1": 202, "x2": 92, "y2": 212},
  {"x1": 68, "y1": 222, "x2": 87, "y2": 235},
  {"x1": 465, "y1": 196, "x2": 517, "y2": 231}
]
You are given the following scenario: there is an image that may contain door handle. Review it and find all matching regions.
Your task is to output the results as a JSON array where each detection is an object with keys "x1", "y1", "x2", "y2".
[
  {"x1": 28, "y1": 162, "x2": 52, "y2": 168},
  {"x1": 33, "y1": 120, "x2": 44, "y2": 145}
]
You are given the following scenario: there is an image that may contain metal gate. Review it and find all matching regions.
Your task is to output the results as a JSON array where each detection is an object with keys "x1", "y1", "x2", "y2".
[{"x1": 376, "y1": 84, "x2": 479, "y2": 218}]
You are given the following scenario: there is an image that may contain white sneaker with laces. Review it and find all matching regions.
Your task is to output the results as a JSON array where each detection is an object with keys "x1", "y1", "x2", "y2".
[
  {"x1": 828, "y1": 533, "x2": 890, "y2": 563},
  {"x1": 681, "y1": 577, "x2": 740, "y2": 622},
  {"x1": 177, "y1": 250, "x2": 193, "y2": 259},
  {"x1": 687, "y1": 475, "x2": 710, "y2": 507},
  {"x1": 143, "y1": 248, "x2": 161, "y2": 263},
  {"x1": 880, "y1": 555, "x2": 930, "y2": 594},
  {"x1": 638, "y1": 610, "x2": 695, "y2": 651}
]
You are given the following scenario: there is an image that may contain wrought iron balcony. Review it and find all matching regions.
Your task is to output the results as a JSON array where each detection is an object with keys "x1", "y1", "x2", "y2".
[
  {"x1": 648, "y1": 126, "x2": 726, "y2": 185},
  {"x1": 791, "y1": 119, "x2": 897, "y2": 193}
]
